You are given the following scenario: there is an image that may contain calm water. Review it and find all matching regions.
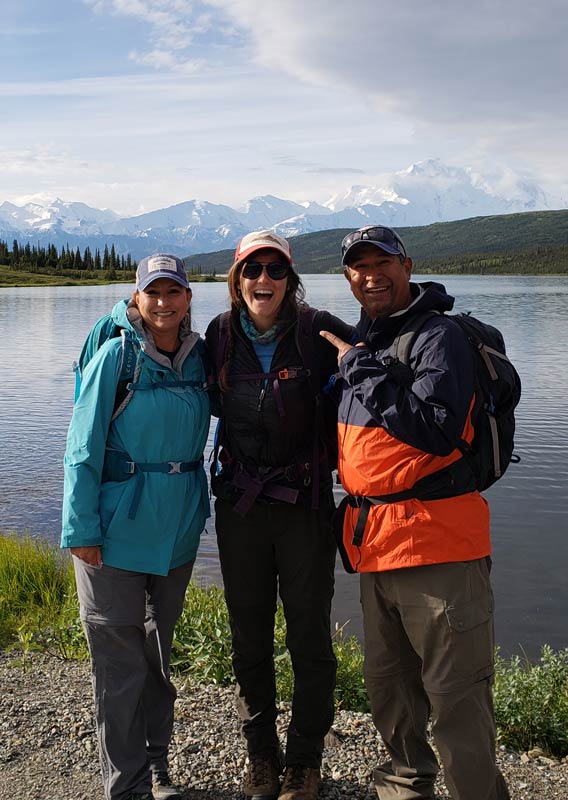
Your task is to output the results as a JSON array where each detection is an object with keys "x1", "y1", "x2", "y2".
[{"x1": 1, "y1": 275, "x2": 567, "y2": 657}]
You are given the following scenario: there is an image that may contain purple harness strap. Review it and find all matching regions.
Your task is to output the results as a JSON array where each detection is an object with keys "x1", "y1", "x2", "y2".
[{"x1": 230, "y1": 468, "x2": 299, "y2": 516}]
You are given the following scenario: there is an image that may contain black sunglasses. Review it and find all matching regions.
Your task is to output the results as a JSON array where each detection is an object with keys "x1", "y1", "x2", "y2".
[
  {"x1": 341, "y1": 226, "x2": 406, "y2": 262},
  {"x1": 241, "y1": 261, "x2": 289, "y2": 280}
]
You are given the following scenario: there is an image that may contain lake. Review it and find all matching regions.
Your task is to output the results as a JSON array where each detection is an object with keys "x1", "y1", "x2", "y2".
[{"x1": 1, "y1": 274, "x2": 567, "y2": 658}]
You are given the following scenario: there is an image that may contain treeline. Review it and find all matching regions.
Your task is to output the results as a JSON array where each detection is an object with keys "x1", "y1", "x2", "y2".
[
  {"x1": 0, "y1": 239, "x2": 136, "y2": 274},
  {"x1": 417, "y1": 244, "x2": 568, "y2": 275}
]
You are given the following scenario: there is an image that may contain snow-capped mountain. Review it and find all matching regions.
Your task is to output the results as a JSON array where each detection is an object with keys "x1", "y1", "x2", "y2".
[{"x1": 1, "y1": 160, "x2": 564, "y2": 259}]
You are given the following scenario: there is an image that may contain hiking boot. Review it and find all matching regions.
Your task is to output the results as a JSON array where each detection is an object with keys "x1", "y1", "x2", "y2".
[
  {"x1": 278, "y1": 765, "x2": 321, "y2": 800},
  {"x1": 123, "y1": 794, "x2": 155, "y2": 800},
  {"x1": 152, "y1": 771, "x2": 181, "y2": 800},
  {"x1": 243, "y1": 753, "x2": 282, "y2": 799}
]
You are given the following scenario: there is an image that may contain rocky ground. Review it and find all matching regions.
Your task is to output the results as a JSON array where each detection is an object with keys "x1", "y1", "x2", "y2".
[{"x1": 1, "y1": 652, "x2": 567, "y2": 800}]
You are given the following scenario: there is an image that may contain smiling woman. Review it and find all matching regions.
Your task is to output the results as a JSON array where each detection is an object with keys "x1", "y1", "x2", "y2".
[
  {"x1": 205, "y1": 230, "x2": 357, "y2": 800},
  {"x1": 60, "y1": 252, "x2": 210, "y2": 800},
  {"x1": 133, "y1": 277, "x2": 193, "y2": 350}
]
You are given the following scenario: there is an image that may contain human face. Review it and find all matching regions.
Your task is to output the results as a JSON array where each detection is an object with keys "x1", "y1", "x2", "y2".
[
  {"x1": 344, "y1": 244, "x2": 413, "y2": 319},
  {"x1": 239, "y1": 248, "x2": 289, "y2": 332},
  {"x1": 133, "y1": 278, "x2": 191, "y2": 349}
]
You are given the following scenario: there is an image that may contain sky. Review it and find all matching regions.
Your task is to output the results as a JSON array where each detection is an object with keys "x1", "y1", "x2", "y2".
[{"x1": 1, "y1": 0, "x2": 567, "y2": 216}]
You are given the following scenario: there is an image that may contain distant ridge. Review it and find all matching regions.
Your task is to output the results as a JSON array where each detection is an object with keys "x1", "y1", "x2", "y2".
[
  {"x1": 184, "y1": 209, "x2": 568, "y2": 275},
  {"x1": 2, "y1": 159, "x2": 565, "y2": 260}
]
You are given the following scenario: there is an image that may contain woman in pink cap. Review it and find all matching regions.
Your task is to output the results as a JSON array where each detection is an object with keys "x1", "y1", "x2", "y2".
[{"x1": 206, "y1": 231, "x2": 355, "y2": 800}]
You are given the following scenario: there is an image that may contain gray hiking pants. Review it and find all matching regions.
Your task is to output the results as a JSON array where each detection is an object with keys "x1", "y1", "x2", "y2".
[
  {"x1": 73, "y1": 557, "x2": 194, "y2": 800},
  {"x1": 360, "y1": 558, "x2": 510, "y2": 800}
]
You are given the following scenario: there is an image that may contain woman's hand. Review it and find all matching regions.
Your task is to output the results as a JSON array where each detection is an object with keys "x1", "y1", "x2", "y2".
[
  {"x1": 320, "y1": 330, "x2": 365, "y2": 365},
  {"x1": 70, "y1": 545, "x2": 103, "y2": 567}
]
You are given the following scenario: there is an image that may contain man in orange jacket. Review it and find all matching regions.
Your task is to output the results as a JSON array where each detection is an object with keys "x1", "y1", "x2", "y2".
[{"x1": 321, "y1": 225, "x2": 509, "y2": 800}]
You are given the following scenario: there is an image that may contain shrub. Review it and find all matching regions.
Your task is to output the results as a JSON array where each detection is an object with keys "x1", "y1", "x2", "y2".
[
  {"x1": 494, "y1": 645, "x2": 568, "y2": 757},
  {"x1": 171, "y1": 582, "x2": 233, "y2": 685},
  {"x1": 171, "y1": 584, "x2": 368, "y2": 710},
  {"x1": 3, "y1": 533, "x2": 568, "y2": 752}
]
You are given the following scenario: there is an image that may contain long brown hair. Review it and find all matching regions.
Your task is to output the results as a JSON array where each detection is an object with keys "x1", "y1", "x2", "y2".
[{"x1": 218, "y1": 256, "x2": 306, "y2": 391}]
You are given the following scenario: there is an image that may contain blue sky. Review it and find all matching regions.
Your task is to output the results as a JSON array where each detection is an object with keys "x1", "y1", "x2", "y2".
[{"x1": 1, "y1": 0, "x2": 567, "y2": 215}]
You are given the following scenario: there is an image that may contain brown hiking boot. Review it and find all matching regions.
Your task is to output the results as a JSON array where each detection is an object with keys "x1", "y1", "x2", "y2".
[
  {"x1": 278, "y1": 765, "x2": 321, "y2": 800},
  {"x1": 242, "y1": 753, "x2": 282, "y2": 799}
]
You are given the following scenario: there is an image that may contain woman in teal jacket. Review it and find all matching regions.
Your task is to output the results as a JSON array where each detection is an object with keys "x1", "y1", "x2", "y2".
[{"x1": 61, "y1": 254, "x2": 210, "y2": 800}]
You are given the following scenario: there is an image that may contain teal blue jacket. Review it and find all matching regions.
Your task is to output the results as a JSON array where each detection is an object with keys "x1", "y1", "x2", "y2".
[{"x1": 61, "y1": 299, "x2": 210, "y2": 575}]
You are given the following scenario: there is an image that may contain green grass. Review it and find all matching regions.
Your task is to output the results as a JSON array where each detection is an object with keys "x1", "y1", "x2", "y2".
[
  {"x1": 2, "y1": 533, "x2": 568, "y2": 756},
  {"x1": 0, "y1": 533, "x2": 84, "y2": 658}
]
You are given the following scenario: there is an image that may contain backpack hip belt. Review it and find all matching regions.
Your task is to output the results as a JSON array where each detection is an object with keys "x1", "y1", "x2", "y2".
[
  {"x1": 220, "y1": 459, "x2": 315, "y2": 517},
  {"x1": 103, "y1": 448, "x2": 203, "y2": 519}
]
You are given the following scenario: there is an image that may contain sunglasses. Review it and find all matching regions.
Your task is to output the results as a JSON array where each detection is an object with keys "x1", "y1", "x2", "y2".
[
  {"x1": 341, "y1": 226, "x2": 406, "y2": 262},
  {"x1": 241, "y1": 261, "x2": 289, "y2": 280}
]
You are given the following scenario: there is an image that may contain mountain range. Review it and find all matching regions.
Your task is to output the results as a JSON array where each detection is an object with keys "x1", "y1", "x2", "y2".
[{"x1": 1, "y1": 159, "x2": 565, "y2": 260}]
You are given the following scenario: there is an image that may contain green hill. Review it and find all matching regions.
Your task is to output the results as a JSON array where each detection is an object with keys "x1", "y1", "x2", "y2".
[{"x1": 185, "y1": 209, "x2": 568, "y2": 275}]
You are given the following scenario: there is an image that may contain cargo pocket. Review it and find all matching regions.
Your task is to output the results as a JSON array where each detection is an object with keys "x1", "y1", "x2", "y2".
[
  {"x1": 73, "y1": 559, "x2": 114, "y2": 622},
  {"x1": 445, "y1": 592, "x2": 495, "y2": 681}
]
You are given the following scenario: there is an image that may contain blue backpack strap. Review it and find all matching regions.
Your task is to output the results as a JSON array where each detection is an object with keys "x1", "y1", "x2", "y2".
[
  {"x1": 74, "y1": 314, "x2": 122, "y2": 402},
  {"x1": 110, "y1": 329, "x2": 139, "y2": 420}
]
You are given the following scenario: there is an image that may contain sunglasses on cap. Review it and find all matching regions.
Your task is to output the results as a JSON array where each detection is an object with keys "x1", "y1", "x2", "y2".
[
  {"x1": 241, "y1": 261, "x2": 289, "y2": 280},
  {"x1": 341, "y1": 226, "x2": 407, "y2": 263}
]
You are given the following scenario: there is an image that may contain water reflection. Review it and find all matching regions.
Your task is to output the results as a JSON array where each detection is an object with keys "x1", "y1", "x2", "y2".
[{"x1": 1, "y1": 275, "x2": 567, "y2": 657}]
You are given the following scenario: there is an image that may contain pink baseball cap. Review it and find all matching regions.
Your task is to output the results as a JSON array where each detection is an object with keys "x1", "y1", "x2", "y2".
[{"x1": 234, "y1": 230, "x2": 292, "y2": 265}]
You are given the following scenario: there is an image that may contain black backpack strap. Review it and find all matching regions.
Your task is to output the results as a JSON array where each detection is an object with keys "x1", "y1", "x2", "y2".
[
  {"x1": 295, "y1": 306, "x2": 322, "y2": 509},
  {"x1": 390, "y1": 309, "x2": 441, "y2": 364}
]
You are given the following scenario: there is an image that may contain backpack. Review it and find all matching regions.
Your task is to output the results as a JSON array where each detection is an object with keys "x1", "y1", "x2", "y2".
[
  {"x1": 73, "y1": 308, "x2": 140, "y2": 420},
  {"x1": 388, "y1": 310, "x2": 522, "y2": 492}
]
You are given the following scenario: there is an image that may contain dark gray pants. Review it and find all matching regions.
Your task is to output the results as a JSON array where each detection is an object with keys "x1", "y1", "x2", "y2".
[
  {"x1": 215, "y1": 498, "x2": 337, "y2": 768},
  {"x1": 73, "y1": 557, "x2": 194, "y2": 800},
  {"x1": 360, "y1": 558, "x2": 510, "y2": 800}
]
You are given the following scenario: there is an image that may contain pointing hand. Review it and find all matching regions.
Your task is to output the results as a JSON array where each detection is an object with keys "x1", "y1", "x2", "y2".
[{"x1": 320, "y1": 330, "x2": 365, "y2": 365}]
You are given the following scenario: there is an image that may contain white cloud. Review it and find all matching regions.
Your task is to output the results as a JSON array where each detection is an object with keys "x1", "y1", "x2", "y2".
[
  {"x1": 84, "y1": 0, "x2": 229, "y2": 69},
  {"x1": 193, "y1": 0, "x2": 568, "y2": 192},
  {"x1": 206, "y1": 0, "x2": 567, "y2": 120},
  {"x1": 0, "y1": 145, "x2": 98, "y2": 177},
  {"x1": 1, "y1": 0, "x2": 566, "y2": 212}
]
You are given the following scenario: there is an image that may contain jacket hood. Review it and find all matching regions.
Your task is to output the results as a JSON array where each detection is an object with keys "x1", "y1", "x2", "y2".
[
  {"x1": 110, "y1": 298, "x2": 133, "y2": 331},
  {"x1": 358, "y1": 281, "x2": 455, "y2": 342}
]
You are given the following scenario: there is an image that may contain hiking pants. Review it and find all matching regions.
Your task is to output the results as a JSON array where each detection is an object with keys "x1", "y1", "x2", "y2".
[
  {"x1": 73, "y1": 557, "x2": 194, "y2": 800},
  {"x1": 215, "y1": 498, "x2": 337, "y2": 768},
  {"x1": 360, "y1": 558, "x2": 510, "y2": 800}
]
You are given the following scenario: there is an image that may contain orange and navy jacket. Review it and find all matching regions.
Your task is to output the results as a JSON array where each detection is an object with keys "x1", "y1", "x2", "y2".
[{"x1": 337, "y1": 281, "x2": 491, "y2": 573}]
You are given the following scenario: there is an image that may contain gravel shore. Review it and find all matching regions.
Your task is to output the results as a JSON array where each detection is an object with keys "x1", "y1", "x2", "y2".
[{"x1": 1, "y1": 651, "x2": 567, "y2": 800}]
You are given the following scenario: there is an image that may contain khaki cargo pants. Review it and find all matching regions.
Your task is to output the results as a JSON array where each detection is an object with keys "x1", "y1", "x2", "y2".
[{"x1": 360, "y1": 558, "x2": 510, "y2": 800}]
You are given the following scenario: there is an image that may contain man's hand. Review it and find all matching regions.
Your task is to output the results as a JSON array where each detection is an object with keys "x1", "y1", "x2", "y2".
[
  {"x1": 70, "y1": 545, "x2": 103, "y2": 567},
  {"x1": 320, "y1": 330, "x2": 365, "y2": 365}
]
